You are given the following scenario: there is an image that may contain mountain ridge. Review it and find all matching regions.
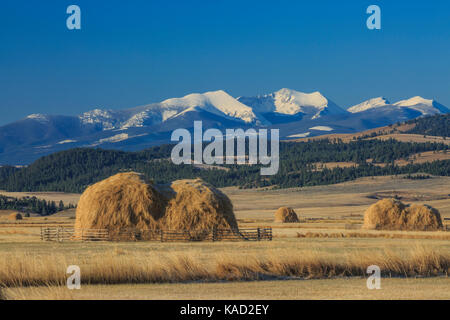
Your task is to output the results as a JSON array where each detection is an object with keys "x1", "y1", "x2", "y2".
[{"x1": 0, "y1": 88, "x2": 448, "y2": 165}]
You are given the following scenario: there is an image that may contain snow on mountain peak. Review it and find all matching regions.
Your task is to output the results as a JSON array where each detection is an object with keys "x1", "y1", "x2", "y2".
[
  {"x1": 161, "y1": 90, "x2": 258, "y2": 123},
  {"x1": 238, "y1": 88, "x2": 346, "y2": 119},
  {"x1": 79, "y1": 108, "x2": 117, "y2": 130},
  {"x1": 393, "y1": 96, "x2": 448, "y2": 115},
  {"x1": 394, "y1": 96, "x2": 432, "y2": 107},
  {"x1": 26, "y1": 114, "x2": 49, "y2": 122},
  {"x1": 49, "y1": 91, "x2": 447, "y2": 134},
  {"x1": 347, "y1": 97, "x2": 389, "y2": 113},
  {"x1": 274, "y1": 89, "x2": 329, "y2": 114}
]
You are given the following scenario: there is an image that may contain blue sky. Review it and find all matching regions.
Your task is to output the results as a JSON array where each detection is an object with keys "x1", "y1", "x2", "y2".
[{"x1": 0, "y1": 0, "x2": 449, "y2": 125}]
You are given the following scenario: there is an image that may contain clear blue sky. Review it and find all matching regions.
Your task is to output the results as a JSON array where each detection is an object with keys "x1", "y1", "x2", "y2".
[{"x1": 0, "y1": 0, "x2": 449, "y2": 125}]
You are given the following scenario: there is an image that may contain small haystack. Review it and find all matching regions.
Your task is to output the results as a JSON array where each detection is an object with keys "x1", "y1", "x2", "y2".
[
  {"x1": 163, "y1": 179, "x2": 238, "y2": 234},
  {"x1": 8, "y1": 212, "x2": 23, "y2": 221},
  {"x1": 362, "y1": 198, "x2": 443, "y2": 231},
  {"x1": 75, "y1": 172, "x2": 166, "y2": 233},
  {"x1": 274, "y1": 207, "x2": 299, "y2": 223}
]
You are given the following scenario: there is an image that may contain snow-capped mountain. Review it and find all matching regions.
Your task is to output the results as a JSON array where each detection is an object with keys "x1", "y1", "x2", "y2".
[
  {"x1": 348, "y1": 96, "x2": 448, "y2": 116},
  {"x1": 160, "y1": 90, "x2": 260, "y2": 124},
  {"x1": 79, "y1": 109, "x2": 121, "y2": 130},
  {"x1": 26, "y1": 113, "x2": 51, "y2": 123},
  {"x1": 347, "y1": 97, "x2": 390, "y2": 113},
  {"x1": 393, "y1": 96, "x2": 449, "y2": 115},
  {"x1": 0, "y1": 89, "x2": 448, "y2": 165},
  {"x1": 81, "y1": 90, "x2": 262, "y2": 131},
  {"x1": 238, "y1": 88, "x2": 347, "y2": 120}
]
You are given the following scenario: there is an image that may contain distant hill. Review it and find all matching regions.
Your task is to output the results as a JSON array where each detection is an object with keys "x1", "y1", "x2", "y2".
[
  {"x1": 401, "y1": 113, "x2": 449, "y2": 137},
  {"x1": 0, "y1": 137, "x2": 448, "y2": 193},
  {"x1": 291, "y1": 113, "x2": 450, "y2": 143}
]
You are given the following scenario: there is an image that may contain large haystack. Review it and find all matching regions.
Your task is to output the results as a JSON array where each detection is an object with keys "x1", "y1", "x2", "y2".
[
  {"x1": 274, "y1": 207, "x2": 299, "y2": 223},
  {"x1": 75, "y1": 172, "x2": 166, "y2": 233},
  {"x1": 163, "y1": 179, "x2": 238, "y2": 233},
  {"x1": 406, "y1": 204, "x2": 443, "y2": 231},
  {"x1": 362, "y1": 198, "x2": 443, "y2": 231},
  {"x1": 8, "y1": 212, "x2": 23, "y2": 221},
  {"x1": 75, "y1": 173, "x2": 237, "y2": 238}
]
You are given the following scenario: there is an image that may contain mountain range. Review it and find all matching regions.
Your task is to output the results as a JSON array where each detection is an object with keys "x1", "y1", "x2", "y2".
[{"x1": 0, "y1": 88, "x2": 448, "y2": 165}]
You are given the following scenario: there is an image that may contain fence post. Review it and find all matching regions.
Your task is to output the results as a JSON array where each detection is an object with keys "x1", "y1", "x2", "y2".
[
  {"x1": 212, "y1": 226, "x2": 217, "y2": 242},
  {"x1": 160, "y1": 230, "x2": 164, "y2": 242},
  {"x1": 257, "y1": 228, "x2": 261, "y2": 241}
]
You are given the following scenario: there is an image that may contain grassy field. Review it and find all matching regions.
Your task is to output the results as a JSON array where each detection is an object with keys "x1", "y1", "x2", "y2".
[
  {"x1": 0, "y1": 175, "x2": 449, "y2": 300},
  {"x1": 4, "y1": 277, "x2": 450, "y2": 300}
]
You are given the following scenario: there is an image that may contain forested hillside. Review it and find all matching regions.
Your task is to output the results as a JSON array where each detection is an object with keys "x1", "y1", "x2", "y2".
[
  {"x1": 0, "y1": 138, "x2": 448, "y2": 193},
  {"x1": 402, "y1": 113, "x2": 449, "y2": 137},
  {"x1": 0, "y1": 195, "x2": 73, "y2": 215}
]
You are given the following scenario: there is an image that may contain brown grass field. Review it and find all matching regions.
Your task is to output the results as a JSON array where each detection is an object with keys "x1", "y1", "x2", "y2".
[
  {"x1": 290, "y1": 121, "x2": 449, "y2": 145},
  {"x1": 0, "y1": 175, "x2": 449, "y2": 300},
  {"x1": 312, "y1": 151, "x2": 449, "y2": 170}
]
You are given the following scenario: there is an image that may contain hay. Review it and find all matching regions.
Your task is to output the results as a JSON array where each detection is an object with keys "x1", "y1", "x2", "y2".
[
  {"x1": 406, "y1": 204, "x2": 443, "y2": 231},
  {"x1": 362, "y1": 198, "x2": 443, "y2": 231},
  {"x1": 163, "y1": 179, "x2": 238, "y2": 234},
  {"x1": 75, "y1": 172, "x2": 166, "y2": 233},
  {"x1": 8, "y1": 213, "x2": 23, "y2": 221},
  {"x1": 274, "y1": 207, "x2": 299, "y2": 223},
  {"x1": 75, "y1": 173, "x2": 237, "y2": 238}
]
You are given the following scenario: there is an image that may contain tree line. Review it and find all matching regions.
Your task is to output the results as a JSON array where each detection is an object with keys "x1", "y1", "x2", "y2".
[
  {"x1": 0, "y1": 195, "x2": 74, "y2": 215},
  {"x1": 0, "y1": 137, "x2": 448, "y2": 193}
]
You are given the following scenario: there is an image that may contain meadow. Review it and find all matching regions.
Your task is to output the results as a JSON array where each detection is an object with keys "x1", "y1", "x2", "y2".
[{"x1": 0, "y1": 175, "x2": 449, "y2": 299}]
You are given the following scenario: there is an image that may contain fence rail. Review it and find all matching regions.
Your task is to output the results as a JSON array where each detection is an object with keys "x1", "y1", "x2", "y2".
[{"x1": 40, "y1": 226, "x2": 272, "y2": 242}]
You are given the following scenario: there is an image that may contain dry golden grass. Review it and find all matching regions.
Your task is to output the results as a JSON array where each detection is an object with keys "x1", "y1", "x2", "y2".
[
  {"x1": 0, "y1": 229, "x2": 30, "y2": 235},
  {"x1": 296, "y1": 231, "x2": 450, "y2": 240},
  {"x1": 224, "y1": 176, "x2": 450, "y2": 222},
  {"x1": 0, "y1": 191, "x2": 80, "y2": 206},
  {"x1": 290, "y1": 124, "x2": 448, "y2": 145},
  {"x1": 0, "y1": 209, "x2": 20, "y2": 217},
  {"x1": 310, "y1": 151, "x2": 449, "y2": 170},
  {"x1": 1, "y1": 175, "x2": 449, "y2": 300},
  {"x1": 372, "y1": 134, "x2": 450, "y2": 145},
  {"x1": 0, "y1": 246, "x2": 448, "y2": 288},
  {"x1": 0, "y1": 286, "x2": 6, "y2": 300},
  {"x1": 394, "y1": 150, "x2": 450, "y2": 166},
  {"x1": 3, "y1": 277, "x2": 450, "y2": 300},
  {"x1": 3, "y1": 285, "x2": 76, "y2": 300},
  {"x1": 8, "y1": 212, "x2": 22, "y2": 221},
  {"x1": 312, "y1": 162, "x2": 358, "y2": 171}
]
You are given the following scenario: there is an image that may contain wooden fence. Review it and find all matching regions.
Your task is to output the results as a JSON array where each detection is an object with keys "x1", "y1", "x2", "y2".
[
  {"x1": 40, "y1": 226, "x2": 272, "y2": 242},
  {"x1": 40, "y1": 227, "x2": 109, "y2": 241}
]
